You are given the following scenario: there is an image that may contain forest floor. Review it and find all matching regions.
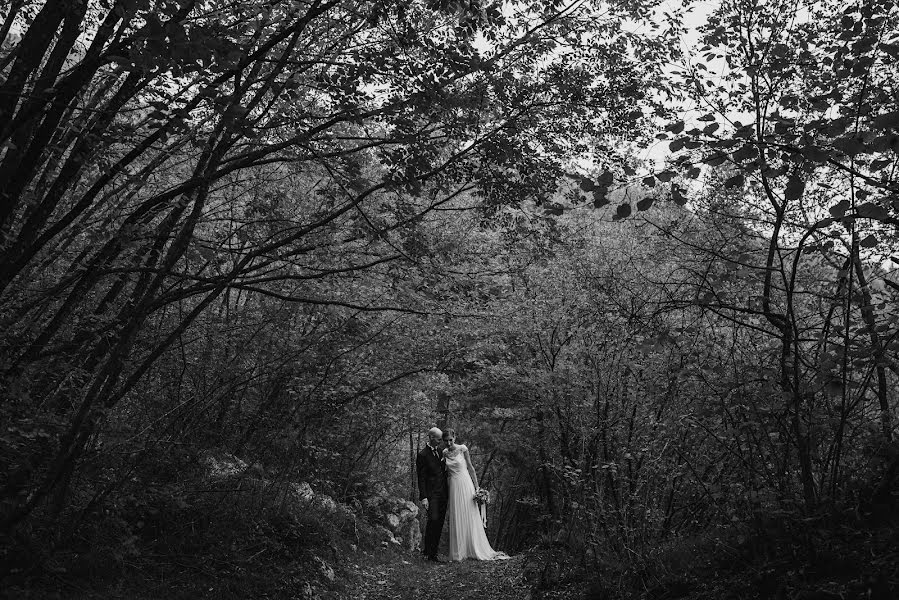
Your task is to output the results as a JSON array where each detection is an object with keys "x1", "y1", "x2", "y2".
[
  {"x1": 345, "y1": 552, "x2": 532, "y2": 600},
  {"x1": 7, "y1": 481, "x2": 898, "y2": 600}
]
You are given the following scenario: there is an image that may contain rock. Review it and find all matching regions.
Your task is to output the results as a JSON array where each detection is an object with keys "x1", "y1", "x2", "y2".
[
  {"x1": 399, "y1": 518, "x2": 422, "y2": 551},
  {"x1": 361, "y1": 494, "x2": 422, "y2": 551},
  {"x1": 362, "y1": 496, "x2": 382, "y2": 511},
  {"x1": 313, "y1": 556, "x2": 334, "y2": 582},
  {"x1": 333, "y1": 502, "x2": 354, "y2": 521},
  {"x1": 356, "y1": 491, "x2": 424, "y2": 551},
  {"x1": 386, "y1": 513, "x2": 400, "y2": 530},
  {"x1": 292, "y1": 482, "x2": 314, "y2": 503},
  {"x1": 373, "y1": 524, "x2": 393, "y2": 539},
  {"x1": 199, "y1": 450, "x2": 248, "y2": 479},
  {"x1": 373, "y1": 524, "x2": 400, "y2": 547},
  {"x1": 299, "y1": 581, "x2": 314, "y2": 599},
  {"x1": 314, "y1": 494, "x2": 338, "y2": 513}
]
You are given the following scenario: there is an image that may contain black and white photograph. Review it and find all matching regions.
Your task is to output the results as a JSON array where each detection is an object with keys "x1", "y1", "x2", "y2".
[{"x1": 1, "y1": 0, "x2": 898, "y2": 598}]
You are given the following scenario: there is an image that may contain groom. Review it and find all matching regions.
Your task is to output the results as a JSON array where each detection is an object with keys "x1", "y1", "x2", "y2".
[{"x1": 416, "y1": 426, "x2": 448, "y2": 562}]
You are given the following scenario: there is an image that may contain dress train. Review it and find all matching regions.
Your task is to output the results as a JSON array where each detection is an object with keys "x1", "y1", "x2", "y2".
[{"x1": 444, "y1": 444, "x2": 510, "y2": 561}]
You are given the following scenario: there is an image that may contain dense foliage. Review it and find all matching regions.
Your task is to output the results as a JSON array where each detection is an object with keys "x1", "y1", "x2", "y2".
[{"x1": 1, "y1": 0, "x2": 897, "y2": 598}]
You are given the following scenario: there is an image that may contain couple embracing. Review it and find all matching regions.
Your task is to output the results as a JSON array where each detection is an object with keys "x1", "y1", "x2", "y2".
[{"x1": 416, "y1": 427, "x2": 510, "y2": 562}]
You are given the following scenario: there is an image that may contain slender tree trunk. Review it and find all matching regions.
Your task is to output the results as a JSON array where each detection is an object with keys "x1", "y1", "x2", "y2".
[{"x1": 853, "y1": 254, "x2": 893, "y2": 443}]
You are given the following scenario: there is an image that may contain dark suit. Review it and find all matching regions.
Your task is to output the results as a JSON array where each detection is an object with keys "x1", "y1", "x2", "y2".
[{"x1": 416, "y1": 444, "x2": 448, "y2": 558}]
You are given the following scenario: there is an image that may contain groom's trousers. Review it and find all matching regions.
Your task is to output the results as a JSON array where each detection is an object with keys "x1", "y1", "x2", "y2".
[{"x1": 423, "y1": 491, "x2": 448, "y2": 558}]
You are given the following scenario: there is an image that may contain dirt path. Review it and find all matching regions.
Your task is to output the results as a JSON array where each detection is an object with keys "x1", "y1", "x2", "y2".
[{"x1": 347, "y1": 554, "x2": 530, "y2": 600}]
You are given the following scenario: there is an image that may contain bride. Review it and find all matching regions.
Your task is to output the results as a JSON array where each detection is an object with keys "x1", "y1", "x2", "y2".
[{"x1": 441, "y1": 428, "x2": 510, "y2": 561}]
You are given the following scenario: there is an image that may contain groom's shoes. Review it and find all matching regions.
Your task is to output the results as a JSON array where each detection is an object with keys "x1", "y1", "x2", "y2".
[{"x1": 425, "y1": 555, "x2": 442, "y2": 563}]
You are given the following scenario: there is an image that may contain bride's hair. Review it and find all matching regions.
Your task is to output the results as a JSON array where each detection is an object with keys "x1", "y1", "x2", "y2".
[{"x1": 442, "y1": 428, "x2": 456, "y2": 439}]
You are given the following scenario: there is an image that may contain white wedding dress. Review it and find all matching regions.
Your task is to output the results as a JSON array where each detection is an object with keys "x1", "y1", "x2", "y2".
[{"x1": 444, "y1": 445, "x2": 511, "y2": 561}]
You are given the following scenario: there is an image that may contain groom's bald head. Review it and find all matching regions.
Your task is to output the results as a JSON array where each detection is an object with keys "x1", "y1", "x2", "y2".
[{"x1": 427, "y1": 427, "x2": 442, "y2": 445}]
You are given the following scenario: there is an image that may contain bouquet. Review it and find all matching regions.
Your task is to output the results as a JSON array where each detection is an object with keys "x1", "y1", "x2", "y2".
[{"x1": 474, "y1": 487, "x2": 489, "y2": 527}]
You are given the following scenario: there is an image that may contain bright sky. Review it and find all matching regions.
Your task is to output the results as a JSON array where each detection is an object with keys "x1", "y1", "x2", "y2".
[{"x1": 640, "y1": 0, "x2": 721, "y2": 167}]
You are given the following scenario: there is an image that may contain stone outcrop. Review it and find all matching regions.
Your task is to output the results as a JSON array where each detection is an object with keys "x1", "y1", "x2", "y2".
[
  {"x1": 363, "y1": 495, "x2": 421, "y2": 551},
  {"x1": 198, "y1": 450, "x2": 420, "y2": 552},
  {"x1": 292, "y1": 481, "x2": 314, "y2": 503},
  {"x1": 199, "y1": 450, "x2": 249, "y2": 479}
]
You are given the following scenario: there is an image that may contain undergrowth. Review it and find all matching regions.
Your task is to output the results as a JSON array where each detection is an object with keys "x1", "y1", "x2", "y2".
[
  {"x1": 0, "y1": 450, "x2": 392, "y2": 600},
  {"x1": 530, "y1": 509, "x2": 899, "y2": 600}
]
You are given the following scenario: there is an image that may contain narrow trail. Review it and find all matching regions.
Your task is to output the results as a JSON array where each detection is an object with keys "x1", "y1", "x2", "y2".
[{"x1": 348, "y1": 554, "x2": 530, "y2": 600}]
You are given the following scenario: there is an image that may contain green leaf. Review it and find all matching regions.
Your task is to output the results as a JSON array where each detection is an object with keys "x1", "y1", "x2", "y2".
[
  {"x1": 870, "y1": 158, "x2": 892, "y2": 172},
  {"x1": 613, "y1": 203, "x2": 632, "y2": 220},
  {"x1": 732, "y1": 144, "x2": 758, "y2": 162},
  {"x1": 834, "y1": 136, "x2": 867, "y2": 156},
  {"x1": 829, "y1": 199, "x2": 850, "y2": 218},
  {"x1": 801, "y1": 146, "x2": 830, "y2": 162},
  {"x1": 642, "y1": 175, "x2": 656, "y2": 188},
  {"x1": 671, "y1": 185, "x2": 687, "y2": 205},
  {"x1": 636, "y1": 196, "x2": 654, "y2": 211},
  {"x1": 596, "y1": 170, "x2": 614, "y2": 187},
  {"x1": 705, "y1": 153, "x2": 727, "y2": 166},
  {"x1": 872, "y1": 111, "x2": 899, "y2": 130},
  {"x1": 856, "y1": 202, "x2": 887, "y2": 220},
  {"x1": 667, "y1": 121, "x2": 685, "y2": 134},
  {"x1": 724, "y1": 173, "x2": 744, "y2": 189},
  {"x1": 784, "y1": 175, "x2": 805, "y2": 201},
  {"x1": 860, "y1": 234, "x2": 878, "y2": 248}
]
